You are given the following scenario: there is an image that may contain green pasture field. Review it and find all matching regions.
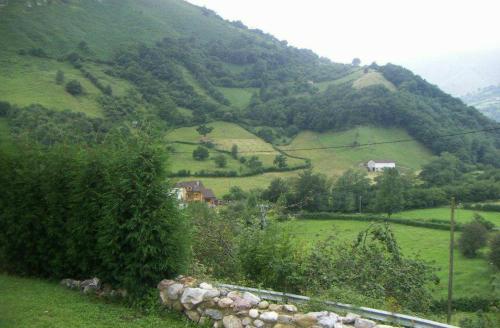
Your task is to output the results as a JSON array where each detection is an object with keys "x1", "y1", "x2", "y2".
[{"x1": 282, "y1": 219, "x2": 496, "y2": 300}]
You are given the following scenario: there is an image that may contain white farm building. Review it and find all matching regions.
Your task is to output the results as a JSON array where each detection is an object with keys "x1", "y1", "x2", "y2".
[{"x1": 367, "y1": 160, "x2": 396, "y2": 172}]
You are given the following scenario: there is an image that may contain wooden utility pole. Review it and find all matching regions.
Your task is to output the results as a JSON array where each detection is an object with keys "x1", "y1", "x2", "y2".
[
  {"x1": 359, "y1": 195, "x2": 362, "y2": 214},
  {"x1": 447, "y1": 197, "x2": 456, "y2": 324}
]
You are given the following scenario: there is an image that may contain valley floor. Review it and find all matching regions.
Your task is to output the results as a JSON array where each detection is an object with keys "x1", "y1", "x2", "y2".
[{"x1": 0, "y1": 275, "x2": 192, "y2": 328}]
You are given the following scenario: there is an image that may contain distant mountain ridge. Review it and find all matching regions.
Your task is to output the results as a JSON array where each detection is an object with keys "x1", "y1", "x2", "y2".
[{"x1": 463, "y1": 85, "x2": 500, "y2": 122}]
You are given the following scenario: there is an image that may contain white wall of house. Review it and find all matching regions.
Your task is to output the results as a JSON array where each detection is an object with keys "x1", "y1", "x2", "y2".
[{"x1": 367, "y1": 160, "x2": 396, "y2": 172}]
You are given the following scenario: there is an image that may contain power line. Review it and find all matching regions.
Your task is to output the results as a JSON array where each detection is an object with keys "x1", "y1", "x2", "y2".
[{"x1": 169, "y1": 126, "x2": 500, "y2": 154}]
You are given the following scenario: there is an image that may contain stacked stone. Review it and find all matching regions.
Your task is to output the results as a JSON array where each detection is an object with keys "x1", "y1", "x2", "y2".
[
  {"x1": 60, "y1": 277, "x2": 127, "y2": 298},
  {"x1": 158, "y1": 277, "x2": 397, "y2": 328}
]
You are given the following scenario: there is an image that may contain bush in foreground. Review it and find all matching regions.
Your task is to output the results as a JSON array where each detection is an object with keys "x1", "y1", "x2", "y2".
[{"x1": 0, "y1": 131, "x2": 190, "y2": 298}]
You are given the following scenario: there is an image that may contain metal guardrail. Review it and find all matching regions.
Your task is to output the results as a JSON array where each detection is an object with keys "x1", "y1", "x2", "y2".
[{"x1": 218, "y1": 283, "x2": 459, "y2": 328}]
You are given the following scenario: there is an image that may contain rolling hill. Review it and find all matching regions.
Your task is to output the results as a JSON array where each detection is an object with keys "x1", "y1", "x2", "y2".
[
  {"x1": 283, "y1": 126, "x2": 433, "y2": 178},
  {"x1": 1, "y1": 0, "x2": 500, "y2": 196}
]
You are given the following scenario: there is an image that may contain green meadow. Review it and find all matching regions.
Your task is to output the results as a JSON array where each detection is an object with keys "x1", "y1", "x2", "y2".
[
  {"x1": 282, "y1": 219, "x2": 496, "y2": 300},
  {"x1": 281, "y1": 126, "x2": 433, "y2": 179},
  {"x1": 166, "y1": 121, "x2": 308, "y2": 182},
  {"x1": 0, "y1": 55, "x2": 103, "y2": 116},
  {"x1": 218, "y1": 87, "x2": 257, "y2": 108}
]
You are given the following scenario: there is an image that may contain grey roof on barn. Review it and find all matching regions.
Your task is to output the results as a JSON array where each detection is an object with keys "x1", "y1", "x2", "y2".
[
  {"x1": 175, "y1": 181, "x2": 205, "y2": 192},
  {"x1": 176, "y1": 181, "x2": 218, "y2": 200},
  {"x1": 371, "y1": 160, "x2": 395, "y2": 164},
  {"x1": 202, "y1": 188, "x2": 216, "y2": 199}
]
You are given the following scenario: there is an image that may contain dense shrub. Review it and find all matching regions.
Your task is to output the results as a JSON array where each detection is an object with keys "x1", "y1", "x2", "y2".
[
  {"x1": 0, "y1": 101, "x2": 11, "y2": 116},
  {"x1": 458, "y1": 221, "x2": 488, "y2": 258},
  {"x1": 431, "y1": 297, "x2": 499, "y2": 312},
  {"x1": 66, "y1": 80, "x2": 84, "y2": 96},
  {"x1": 192, "y1": 146, "x2": 209, "y2": 161},
  {"x1": 302, "y1": 224, "x2": 437, "y2": 312},
  {"x1": 238, "y1": 225, "x2": 303, "y2": 292},
  {"x1": 188, "y1": 203, "x2": 241, "y2": 279},
  {"x1": 490, "y1": 233, "x2": 500, "y2": 269},
  {"x1": 0, "y1": 133, "x2": 190, "y2": 298}
]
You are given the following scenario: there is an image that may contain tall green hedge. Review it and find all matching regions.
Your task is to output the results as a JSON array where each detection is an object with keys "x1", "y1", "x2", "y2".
[{"x1": 0, "y1": 134, "x2": 190, "y2": 298}]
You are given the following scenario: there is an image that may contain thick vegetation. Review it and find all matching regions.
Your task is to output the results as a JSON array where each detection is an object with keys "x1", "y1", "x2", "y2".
[
  {"x1": 0, "y1": 131, "x2": 190, "y2": 299},
  {"x1": 188, "y1": 203, "x2": 437, "y2": 313}
]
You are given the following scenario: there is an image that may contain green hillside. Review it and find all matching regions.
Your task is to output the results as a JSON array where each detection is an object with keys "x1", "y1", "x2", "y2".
[
  {"x1": 166, "y1": 121, "x2": 308, "y2": 182},
  {"x1": 0, "y1": 0, "x2": 499, "y2": 194},
  {"x1": 282, "y1": 126, "x2": 433, "y2": 178},
  {"x1": 0, "y1": 0, "x2": 244, "y2": 59},
  {"x1": 0, "y1": 55, "x2": 104, "y2": 116}
]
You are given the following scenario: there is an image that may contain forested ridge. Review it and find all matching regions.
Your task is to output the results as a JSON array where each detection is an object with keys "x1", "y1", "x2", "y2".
[{"x1": 1, "y1": 0, "x2": 499, "y2": 166}]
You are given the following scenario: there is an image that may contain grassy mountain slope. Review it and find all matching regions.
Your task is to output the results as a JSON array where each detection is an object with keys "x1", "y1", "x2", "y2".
[
  {"x1": 167, "y1": 125, "x2": 433, "y2": 196},
  {"x1": 1, "y1": 0, "x2": 499, "y2": 196},
  {"x1": 166, "y1": 121, "x2": 308, "y2": 177},
  {"x1": 0, "y1": 0, "x2": 242, "y2": 59},
  {"x1": 0, "y1": 55, "x2": 104, "y2": 116},
  {"x1": 283, "y1": 126, "x2": 433, "y2": 178}
]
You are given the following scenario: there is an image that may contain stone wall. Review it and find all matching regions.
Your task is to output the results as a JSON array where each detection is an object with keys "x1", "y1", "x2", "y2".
[{"x1": 158, "y1": 276, "x2": 398, "y2": 328}]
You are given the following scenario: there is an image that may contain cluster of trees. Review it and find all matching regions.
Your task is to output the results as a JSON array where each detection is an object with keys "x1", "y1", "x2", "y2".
[
  {"x1": 260, "y1": 153, "x2": 500, "y2": 216},
  {"x1": 4, "y1": 104, "x2": 111, "y2": 146},
  {"x1": 458, "y1": 214, "x2": 500, "y2": 268},
  {"x1": 188, "y1": 203, "x2": 437, "y2": 312},
  {"x1": 0, "y1": 132, "x2": 190, "y2": 299}
]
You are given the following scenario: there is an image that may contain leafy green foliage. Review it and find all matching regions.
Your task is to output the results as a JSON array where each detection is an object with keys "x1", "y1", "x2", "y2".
[
  {"x1": 262, "y1": 178, "x2": 290, "y2": 203},
  {"x1": 374, "y1": 169, "x2": 406, "y2": 217},
  {"x1": 273, "y1": 154, "x2": 287, "y2": 168},
  {"x1": 458, "y1": 221, "x2": 489, "y2": 258},
  {"x1": 420, "y1": 153, "x2": 467, "y2": 186},
  {"x1": 331, "y1": 169, "x2": 371, "y2": 212},
  {"x1": 303, "y1": 223, "x2": 437, "y2": 312},
  {"x1": 288, "y1": 170, "x2": 330, "y2": 212},
  {"x1": 0, "y1": 132, "x2": 190, "y2": 298},
  {"x1": 213, "y1": 154, "x2": 227, "y2": 168},
  {"x1": 196, "y1": 124, "x2": 213, "y2": 137},
  {"x1": 188, "y1": 203, "x2": 241, "y2": 279},
  {"x1": 459, "y1": 311, "x2": 497, "y2": 328},
  {"x1": 192, "y1": 146, "x2": 209, "y2": 161},
  {"x1": 7, "y1": 104, "x2": 110, "y2": 145},
  {"x1": 238, "y1": 225, "x2": 303, "y2": 292},
  {"x1": 231, "y1": 144, "x2": 238, "y2": 159},
  {"x1": 65, "y1": 79, "x2": 83, "y2": 96},
  {"x1": 489, "y1": 233, "x2": 500, "y2": 269},
  {"x1": 55, "y1": 69, "x2": 65, "y2": 85}
]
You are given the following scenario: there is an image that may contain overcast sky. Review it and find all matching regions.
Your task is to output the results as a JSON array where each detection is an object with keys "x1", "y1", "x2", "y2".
[{"x1": 186, "y1": 0, "x2": 500, "y2": 65}]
